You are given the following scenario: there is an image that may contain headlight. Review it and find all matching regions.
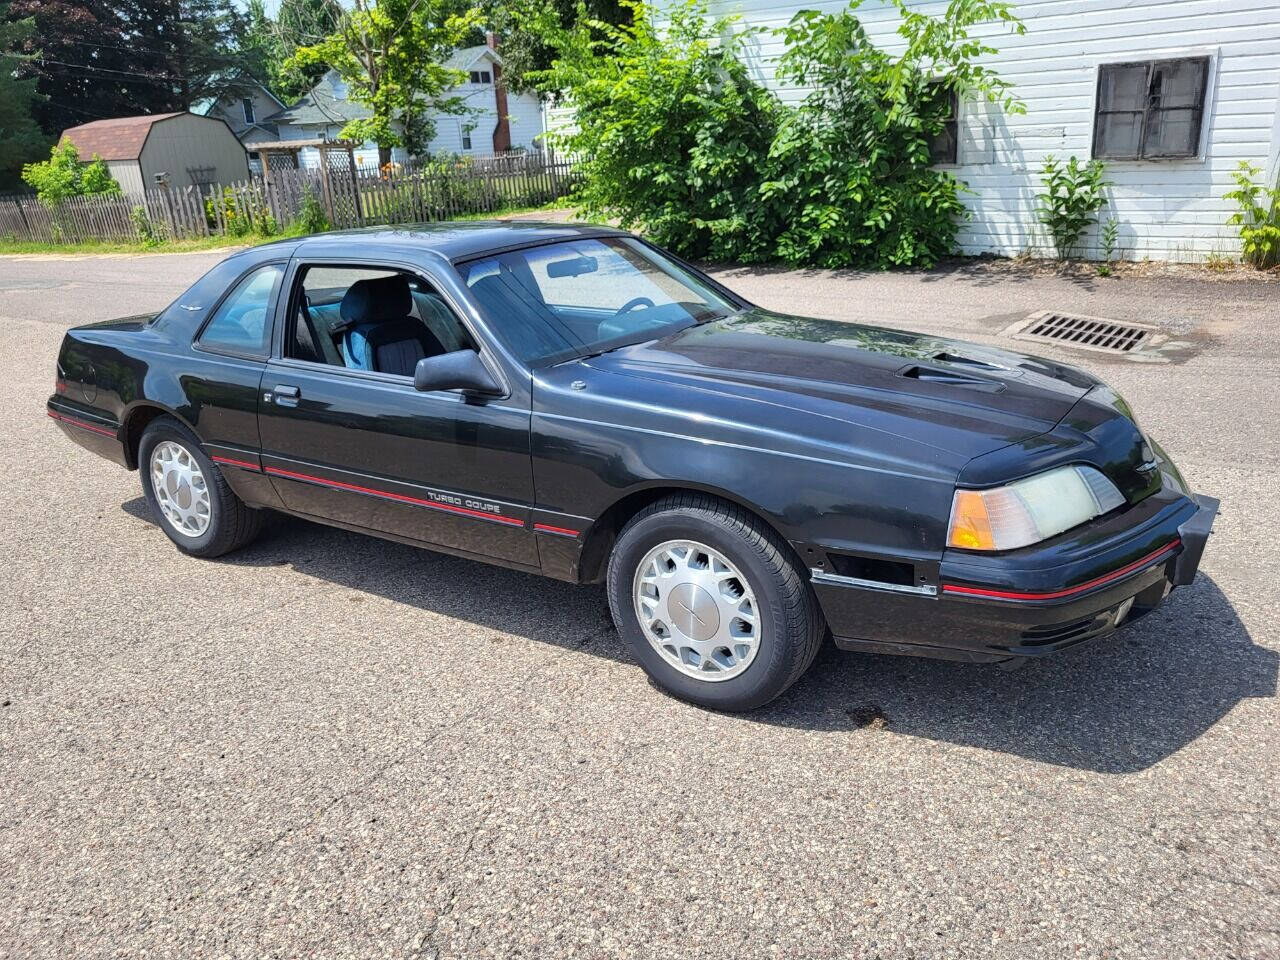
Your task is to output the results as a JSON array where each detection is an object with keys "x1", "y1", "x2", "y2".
[{"x1": 947, "y1": 465, "x2": 1126, "y2": 551}]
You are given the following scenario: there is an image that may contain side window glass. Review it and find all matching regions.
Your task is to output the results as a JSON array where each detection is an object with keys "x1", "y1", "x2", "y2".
[
  {"x1": 287, "y1": 265, "x2": 473, "y2": 374},
  {"x1": 197, "y1": 264, "x2": 282, "y2": 356}
]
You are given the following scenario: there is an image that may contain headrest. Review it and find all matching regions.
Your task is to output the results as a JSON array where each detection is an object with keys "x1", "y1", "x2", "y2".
[{"x1": 339, "y1": 275, "x2": 412, "y2": 326}]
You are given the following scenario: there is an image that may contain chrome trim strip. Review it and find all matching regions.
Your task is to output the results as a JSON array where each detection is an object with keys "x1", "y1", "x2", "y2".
[{"x1": 810, "y1": 568, "x2": 938, "y2": 597}]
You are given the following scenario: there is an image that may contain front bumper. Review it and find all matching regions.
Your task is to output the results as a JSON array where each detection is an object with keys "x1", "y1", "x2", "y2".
[{"x1": 816, "y1": 493, "x2": 1219, "y2": 664}]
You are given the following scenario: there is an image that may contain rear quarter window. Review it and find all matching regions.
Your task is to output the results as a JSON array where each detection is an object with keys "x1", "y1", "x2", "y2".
[{"x1": 196, "y1": 264, "x2": 284, "y2": 357}]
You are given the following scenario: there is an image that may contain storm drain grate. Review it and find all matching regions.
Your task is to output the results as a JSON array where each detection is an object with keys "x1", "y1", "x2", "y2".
[
  {"x1": 1009, "y1": 310, "x2": 1166, "y2": 358},
  {"x1": 1023, "y1": 313, "x2": 1148, "y2": 352}
]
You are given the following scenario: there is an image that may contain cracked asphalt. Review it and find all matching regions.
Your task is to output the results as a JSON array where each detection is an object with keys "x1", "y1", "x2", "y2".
[{"x1": 1, "y1": 246, "x2": 1277, "y2": 959}]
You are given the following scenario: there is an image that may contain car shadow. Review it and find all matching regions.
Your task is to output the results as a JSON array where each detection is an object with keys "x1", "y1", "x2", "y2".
[{"x1": 123, "y1": 499, "x2": 1276, "y2": 774}]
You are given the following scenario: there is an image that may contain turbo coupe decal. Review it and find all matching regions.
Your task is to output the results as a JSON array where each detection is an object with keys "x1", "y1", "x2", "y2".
[{"x1": 263, "y1": 465, "x2": 525, "y2": 527}]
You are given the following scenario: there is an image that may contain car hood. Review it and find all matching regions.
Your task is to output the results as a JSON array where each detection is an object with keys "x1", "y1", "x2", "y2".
[{"x1": 582, "y1": 310, "x2": 1101, "y2": 461}]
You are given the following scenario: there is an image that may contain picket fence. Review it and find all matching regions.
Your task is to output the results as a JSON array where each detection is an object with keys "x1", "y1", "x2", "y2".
[{"x1": 0, "y1": 152, "x2": 581, "y2": 246}]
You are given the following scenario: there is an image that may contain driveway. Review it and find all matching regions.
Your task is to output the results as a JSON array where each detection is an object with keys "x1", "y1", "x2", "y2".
[{"x1": 1, "y1": 249, "x2": 1277, "y2": 959}]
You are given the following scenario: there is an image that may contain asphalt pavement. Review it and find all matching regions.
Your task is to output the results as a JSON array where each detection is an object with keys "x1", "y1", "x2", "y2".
[{"x1": 0, "y1": 245, "x2": 1277, "y2": 959}]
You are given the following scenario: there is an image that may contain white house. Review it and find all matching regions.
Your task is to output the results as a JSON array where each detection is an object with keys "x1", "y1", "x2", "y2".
[
  {"x1": 684, "y1": 0, "x2": 1280, "y2": 261},
  {"x1": 266, "y1": 44, "x2": 547, "y2": 171}
]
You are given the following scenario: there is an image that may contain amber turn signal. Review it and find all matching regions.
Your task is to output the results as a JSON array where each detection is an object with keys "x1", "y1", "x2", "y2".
[{"x1": 947, "y1": 489, "x2": 996, "y2": 550}]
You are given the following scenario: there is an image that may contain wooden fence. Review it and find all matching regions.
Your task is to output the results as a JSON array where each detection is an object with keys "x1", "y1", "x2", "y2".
[{"x1": 0, "y1": 151, "x2": 581, "y2": 246}]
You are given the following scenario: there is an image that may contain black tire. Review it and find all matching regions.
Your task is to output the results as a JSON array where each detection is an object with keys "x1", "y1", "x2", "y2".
[
  {"x1": 606, "y1": 493, "x2": 825, "y2": 711},
  {"x1": 138, "y1": 416, "x2": 263, "y2": 558}
]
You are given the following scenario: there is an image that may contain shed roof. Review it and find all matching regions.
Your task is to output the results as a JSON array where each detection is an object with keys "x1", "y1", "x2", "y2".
[{"x1": 59, "y1": 112, "x2": 184, "y2": 161}]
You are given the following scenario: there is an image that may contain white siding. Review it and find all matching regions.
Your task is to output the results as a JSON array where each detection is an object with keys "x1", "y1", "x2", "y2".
[
  {"x1": 687, "y1": 0, "x2": 1280, "y2": 261},
  {"x1": 506, "y1": 92, "x2": 547, "y2": 150}
]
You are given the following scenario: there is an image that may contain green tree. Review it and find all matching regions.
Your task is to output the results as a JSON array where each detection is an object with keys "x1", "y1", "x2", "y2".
[
  {"x1": 124, "y1": 0, "x2": 260, "y2": 108},
  {"x1": 244, "y1": 0, "x2": 341, "y2": 102},
  {"x1": 538, "y1": 0, "x2": 1025, "y2": 269},
  {"x1": 21, "y1": 138, "x2": 120, "y2": 203},
  {"x1": 7, "y1": 0, "x2": 137, "y2": 136},
  {"x1": 288, "y1": 0, "x2": 479, "y2": 164},
  {"x1": 481, "y1": 0, "x2": 629, "y2": 93},
  {"x1": 0, "y1": 2, "x2": 47, "y2": 188},
  {"x1": 533, "y1": 0, "x2": 778, "y2": 260},
  {"x1": 752, "y1": 0, "x2": 1025, "y2": 268}
]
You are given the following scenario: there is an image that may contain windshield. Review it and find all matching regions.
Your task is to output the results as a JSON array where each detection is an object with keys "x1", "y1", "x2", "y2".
[{"x1": 459, "y1": 237, "x2": 739, "y2": 366}]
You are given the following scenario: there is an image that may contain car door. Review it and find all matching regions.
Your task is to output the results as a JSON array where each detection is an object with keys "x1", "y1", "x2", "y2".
[{"x1": 256, "y1": 256, "x2": 539, "y2": 568}]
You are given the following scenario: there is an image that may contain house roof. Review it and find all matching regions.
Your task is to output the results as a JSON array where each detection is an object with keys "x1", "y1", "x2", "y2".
[
  {"x1": 265, "y1": 70, "x2": 371, "y2": 126},
  {"x1": 59, "y1": 112, "x2": 184, "y2": 161},
  {"x1": 191, "y1": 79, "x2": 287, "y2": 117},
  {"x1": 443, "y1": 45, "x2": 501, "y2": 71}
]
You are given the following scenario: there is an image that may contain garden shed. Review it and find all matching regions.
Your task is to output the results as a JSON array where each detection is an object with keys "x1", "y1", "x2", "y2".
[{"x1": 59, "y1": 112, "x2": 250, "y2": 198}]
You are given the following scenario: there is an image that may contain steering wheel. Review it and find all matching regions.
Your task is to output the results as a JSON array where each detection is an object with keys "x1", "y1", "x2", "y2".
[{"x1": 615, "y1": 296, "x2": 655, "y2": 316}]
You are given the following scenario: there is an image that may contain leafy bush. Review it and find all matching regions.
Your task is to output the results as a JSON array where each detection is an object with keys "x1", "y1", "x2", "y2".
[
  {"x1": 1224, "y1": 160, "x2": 1280, "y2": 270},
  {"x1": 131, "y1": 206, "x2": 163, "y2": 247},
  {"x1": 21, "y1": 140, "x2": 122, "y2": 205},
  {"x1": 205, "y1": 187, "x2": 277, "y2": 238},
  {"x1": 294, "y1": 186, "x2": 331, "y2": 234},
  {"x1": 1096, "y1": 215, "x2": 1119, "y2": 275},
  {"x1": 535, "y1": 0, "x2": 777, "y2": 261},
  {"x1": 1036, "y1": 155, "x2": 1108, "y2": 259},
  {"x1": 537, "y1": 0, "x2": 1023, "y2": 268}
]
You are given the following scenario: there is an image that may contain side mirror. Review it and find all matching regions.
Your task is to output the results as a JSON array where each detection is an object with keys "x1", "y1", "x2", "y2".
[{"x1": 414, "y1": 349, "x2": 502, "y2": 395}]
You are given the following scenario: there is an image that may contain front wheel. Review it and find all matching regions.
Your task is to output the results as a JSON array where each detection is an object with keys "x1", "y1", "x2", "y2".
[
  {"x1": 606, "y1": 493, "x2": 825, "y2": 711},
  {"x1": 139, "y1": 416, "x2": 263, "y2": 558}
]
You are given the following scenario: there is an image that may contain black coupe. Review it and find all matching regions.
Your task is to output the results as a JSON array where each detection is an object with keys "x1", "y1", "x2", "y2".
[{"x1": 49, "y1": 223, "x2": 1218, "y2": 710}]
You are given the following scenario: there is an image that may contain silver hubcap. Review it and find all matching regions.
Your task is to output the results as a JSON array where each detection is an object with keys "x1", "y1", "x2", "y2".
[
  {"x1": 633, "y1": 540, "x2": 760, "y2": 682},
  {"x1": 149, "y1": 440, "x2": 211, "y2": 538}
]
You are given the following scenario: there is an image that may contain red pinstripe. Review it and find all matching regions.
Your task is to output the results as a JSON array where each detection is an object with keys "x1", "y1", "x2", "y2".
[
  {"x1": 264, "y1": 465, "x2": 524, "y2": 527},
  {"x1": 534, "y1": 523, "x2": 580, "y2": 538},
  {"x1": 48, "y1": 409, "x2": 116, "y2": 438},
  {"x1": 211, "y1": 455, "x2": 261, "y2": 472},
  {"x1": 942, "y1": 539, "x2": 1181, "y2": 602}
]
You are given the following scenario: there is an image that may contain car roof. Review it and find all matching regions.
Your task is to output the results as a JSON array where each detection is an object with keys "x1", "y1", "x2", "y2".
[{"x1": 287, "y1": 221, "x2": 631, "y2": 264}]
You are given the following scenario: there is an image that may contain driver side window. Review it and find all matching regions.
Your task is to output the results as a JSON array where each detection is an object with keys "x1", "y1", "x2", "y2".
[{"x1": 197, "y1": 263, "x2": 283, "y2": 357}]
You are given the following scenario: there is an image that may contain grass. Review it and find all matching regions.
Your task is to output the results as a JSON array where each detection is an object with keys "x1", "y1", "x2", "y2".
[
  {"x1": 0, "y1": 200, "x2": 578, "y2": 256},
  {"x1": 0, "y1": 234, "x2": 252, "y2": 256}
]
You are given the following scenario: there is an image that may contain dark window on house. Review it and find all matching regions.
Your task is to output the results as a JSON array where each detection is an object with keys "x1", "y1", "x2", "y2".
[
  {"x1": 1093, "y1": 57, "x2": 1209, "y2": 160},
  {"x1": 469, "y1": 70, "x2": 492, "y2": 84},
  {"x1": 926, "y1": 84, "x2": 959, "y2": 164},
  {"x1": 461, "y1": 126, "x2": 472, "y2": 150},
  {"x1": 241, "y1": 98, "x2": 255, "y2": 125}
]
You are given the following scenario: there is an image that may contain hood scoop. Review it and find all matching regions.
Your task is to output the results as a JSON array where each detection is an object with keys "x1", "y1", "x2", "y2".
[{"x1": 897, "y1": 363, "x2": 1006, "y2": 393}]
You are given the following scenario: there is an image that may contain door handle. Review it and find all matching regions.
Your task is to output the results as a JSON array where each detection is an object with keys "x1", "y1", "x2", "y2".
[{"x1": 272, "y1": 384, "x2": 300, "y2": 407}]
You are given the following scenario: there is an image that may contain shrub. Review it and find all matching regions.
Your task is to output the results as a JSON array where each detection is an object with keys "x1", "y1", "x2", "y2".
[
  {"x1": 295, "y1": 186, "x2": 331, "y2": 234},
  {"x1": 205, "y1": 187, "x2": 276, "y2": 238},
  {"x1": 1224, "y1": 160, "x2": 1280, "y2": 270},
  {"x1": 1036, "y1": 155, "x2": 1108, "y2": 259},
  {"x1": 131, "y1": 206, "x2": 163, "y2": 247},
  {"x1": 537, "y1": 0, "x2": 1023, "y2": 268},
  {"x1": 535, "y1": 0, "x2": 777, "y2": 261},
  {"x1": 22, "y1": 140, "x2": 121, "y2": 205},
  {"x1": 1096, "y1": 215, "x2": 1119, "y2": 275}
]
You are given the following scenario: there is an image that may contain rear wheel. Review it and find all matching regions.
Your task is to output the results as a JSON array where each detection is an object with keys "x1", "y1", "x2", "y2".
[
  {"x1": 606, "y1": 493, "x2": 825, "y2": 711},
  {"x1": 139, "y1": 416, "x2": 263, "y2": 558}
]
